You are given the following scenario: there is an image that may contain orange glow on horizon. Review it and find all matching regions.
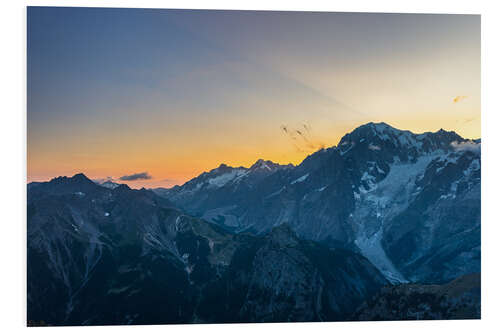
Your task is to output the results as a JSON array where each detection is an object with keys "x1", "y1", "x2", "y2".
[{"x1": 27, "y1": 114, "x2": 480, "y2": 189}]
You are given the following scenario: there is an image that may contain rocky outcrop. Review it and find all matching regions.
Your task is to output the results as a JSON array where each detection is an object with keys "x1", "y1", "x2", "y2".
[{"x1": 353, "y1": 273, "x2": 480, "y2": 320}]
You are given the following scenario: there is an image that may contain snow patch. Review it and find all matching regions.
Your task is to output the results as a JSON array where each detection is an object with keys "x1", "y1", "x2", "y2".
[
  {"x1": 354, "y1": 229, "x2": 407, "y2": 284},
  {"x1": 352, "y1": 153, "x2": 444, "y2": 283},
  {"x1": 463, "y1": 159, "x2": 480, "y2": 177},
  {"x1": 291, "y1": 173, "x2": 309, "y2": 184},
  {"x1": 340, "y1": 143, "x2": 355, "y2": 155},
  {"x1": 265, "y1": 186, "x2": 285, "y2": 199},
  {"x1": 207, "y1": 169, "x2": 247, "y2": 188}
]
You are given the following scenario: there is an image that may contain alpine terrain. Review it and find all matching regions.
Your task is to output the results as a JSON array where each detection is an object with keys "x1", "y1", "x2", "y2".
[{"x1": 27, "y1": 122, "x2": 480, "y2": 325}]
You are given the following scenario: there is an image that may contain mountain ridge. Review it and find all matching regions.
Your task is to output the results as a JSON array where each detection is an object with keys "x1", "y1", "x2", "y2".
[{"x1": 152, "y1": 122, "x2": 475, "y2": 190}]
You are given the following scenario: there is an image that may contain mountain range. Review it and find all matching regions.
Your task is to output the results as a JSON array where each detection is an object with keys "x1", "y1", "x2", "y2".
[
  {"x1": 27, "y1": 122, "x2": 481, "y2": 325},
  {"x1": 155, "y1": 122, "x2": 481, "y2": 284}
]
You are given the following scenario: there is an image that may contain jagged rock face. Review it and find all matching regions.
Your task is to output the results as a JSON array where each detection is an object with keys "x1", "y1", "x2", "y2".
[
  {"x1": 27, "y1": 174, "x2": 387, "y2": 325},
  {"x1": 220, "y1": 225, "x2": 387, "y2": 322},
  {"x1": 157, "y1": 122, "x2": 480, "y2": 284},
  {"x1": 381, "y1": 151, "x2": 480, "y2": 283},
  {"x1": 353, "y1": 273, "x2": 480, "y2": 320}
]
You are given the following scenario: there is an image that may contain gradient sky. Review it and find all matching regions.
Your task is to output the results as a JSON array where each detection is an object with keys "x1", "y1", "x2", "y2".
[{"x1": 27, "y1": 7, "x2": 480, "y2": 188}]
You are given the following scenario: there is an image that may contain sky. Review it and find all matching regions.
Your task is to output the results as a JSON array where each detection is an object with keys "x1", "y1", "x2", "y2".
[{"x1": 27, "y1": 7, "x2": 480, "y2": 188}]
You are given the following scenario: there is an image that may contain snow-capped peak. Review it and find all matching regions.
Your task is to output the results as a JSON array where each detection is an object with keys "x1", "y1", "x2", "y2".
[
  {"x1": 337, "y1": 122, "x2": 465, "y2": 157},
  {"x1": 250, "y1": 159, "x2": 273, "y2": 171}
]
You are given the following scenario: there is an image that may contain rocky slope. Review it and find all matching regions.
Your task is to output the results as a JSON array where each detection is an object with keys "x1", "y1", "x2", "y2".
[{"x1": 27, "y1": 174, "x2": 387, "y2": 325}]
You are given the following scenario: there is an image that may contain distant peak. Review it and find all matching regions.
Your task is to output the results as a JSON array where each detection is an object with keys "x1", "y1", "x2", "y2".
[
  {"x1": 367, "y1": 121, "x2": 389, "y2": 127},
  {"x1": 366, "y1": 121, "x2": 398, "y2": 132},
  {"x1": 72, "y1": 173, "x2": 91, "y2": 181},
  {"x1": 205, "y1": 163, "x2": 235, "y2": 174},
  {"x1": 338, "y1": 122, "x2": 400, "y2": 145},
  {"x1": 214, "y1": 163, "x2": 235, "y2": 172},
  {"x1": 344, "y1": 122, "x2": 400, "y2": 137},
  {"x1": 250, "y1": 158, "x2": 288, "y2": 172},
  {"x1": 50, "y1": 173, "x2": 93, "y2": 184},
  {"x1": 250, "y1": 158, "x2": 270, "y2": 168},
  {"x1": 336, "y1": 122, "x2": 468, "y2": 156},
  {"x1": 34, "y1": 172, "x2": 101, "y2": 195},
  {"x1": 114, "y1": 183, "x2": 131, "y2": 191},
  {"x1": 94, "y1": 179, "x2": 121, "y2": 189}
]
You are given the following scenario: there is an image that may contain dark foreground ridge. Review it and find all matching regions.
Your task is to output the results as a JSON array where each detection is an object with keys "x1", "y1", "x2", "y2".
[{"x1": 28, "y1": 173, "x2": 387, "y2": 325}]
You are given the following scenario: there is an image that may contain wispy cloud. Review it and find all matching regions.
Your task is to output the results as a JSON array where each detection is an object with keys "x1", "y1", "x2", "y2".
[
  {"x1": 453, "y1": 95, "x2": 468, "y2": 103},
  {"x1": 119, "y1": 172, "x2": 152, "y2": 181},
  {"x1": 451, "y1": 140, "x2": 480, "y2": 154},
  {"x1": 462, "y1": 116, "x2": 477, "y2": 124},
  {"x1": 280, "y1": 123, "x2": 326, "y2": 153}
]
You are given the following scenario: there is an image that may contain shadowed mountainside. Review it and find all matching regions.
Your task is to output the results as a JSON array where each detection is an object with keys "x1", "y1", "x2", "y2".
[{"x1": 27, "y1": 173, "x2": 387, "y2": 325}]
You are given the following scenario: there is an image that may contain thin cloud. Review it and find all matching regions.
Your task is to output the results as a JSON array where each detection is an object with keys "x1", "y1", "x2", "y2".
[
  {"x1": 280, "y1": 123, "x2": 326, "y2": 153},
  {"x1": 453, "y1": 96, "x2": 467, "y2": 103},
  {"x1": 302, "y1": 123, "x2": 311, "y2": 135},
  {"x1": 119, "y1": 172, "x2": 152, "y2": 181},
  {"x1": 450, "y1": 140, "x2": 480, "y2": 154},
  {"x1": 463, "y1": 117, "x2": 477, "y2": 124}
]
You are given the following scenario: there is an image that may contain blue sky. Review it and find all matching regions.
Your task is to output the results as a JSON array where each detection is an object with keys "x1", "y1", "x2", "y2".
[{"x1": 27, "y1": 7, "x2": 480, "y2": 187}]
